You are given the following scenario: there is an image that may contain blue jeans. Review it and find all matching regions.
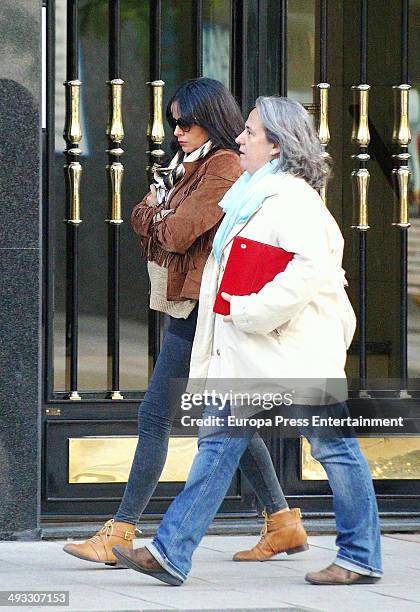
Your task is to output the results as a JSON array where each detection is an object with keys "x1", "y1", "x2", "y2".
[
  {"x1": 147, "y1": 401, "x2": 382, "y2": 583},
  {"x1": 115, "y1": 308, "x2": 287, "y2": 523}
]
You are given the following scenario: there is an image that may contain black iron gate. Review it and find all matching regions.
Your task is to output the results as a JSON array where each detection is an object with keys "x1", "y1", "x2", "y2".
[{"x1": 42, "y1": 0, "x2": 420, "y2": 522}]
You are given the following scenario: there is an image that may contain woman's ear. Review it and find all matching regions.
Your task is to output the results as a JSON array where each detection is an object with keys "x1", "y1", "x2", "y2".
[{"x1": 270, "y1": 144, "x2": 280, "y2": 157}]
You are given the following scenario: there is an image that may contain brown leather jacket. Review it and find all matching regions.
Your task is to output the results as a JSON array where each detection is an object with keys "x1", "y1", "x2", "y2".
[{"x1": 131, "y1": 148, "x2": 242, "y2": 300}]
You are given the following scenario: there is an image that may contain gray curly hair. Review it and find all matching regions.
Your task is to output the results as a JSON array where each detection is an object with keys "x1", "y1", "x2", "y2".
[{"x1": 255, "y1": 96, "x2": 331, "y2": 191}]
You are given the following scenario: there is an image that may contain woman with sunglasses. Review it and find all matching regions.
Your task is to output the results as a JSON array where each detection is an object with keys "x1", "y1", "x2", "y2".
[{"x1": 63, "y1": 78, "x2": 307, "y2": 566}]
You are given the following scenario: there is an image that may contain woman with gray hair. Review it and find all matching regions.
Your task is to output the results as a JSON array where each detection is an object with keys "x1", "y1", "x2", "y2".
[{"x1": 113, "y1": 97, "x2": 382, "y2": 587}]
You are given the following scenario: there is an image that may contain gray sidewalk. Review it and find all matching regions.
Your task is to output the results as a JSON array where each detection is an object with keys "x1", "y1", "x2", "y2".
[{"x1": 0, "y1": 534, "x2": 419, "y2": 611}]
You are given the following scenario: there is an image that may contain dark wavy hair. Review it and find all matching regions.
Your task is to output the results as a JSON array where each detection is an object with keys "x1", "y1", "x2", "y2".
[{"x1": 166, "y1": 77, "x2": 244, "y2": 153}]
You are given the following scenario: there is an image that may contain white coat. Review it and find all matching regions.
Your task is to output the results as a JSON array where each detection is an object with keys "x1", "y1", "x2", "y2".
[{"x1": 187, "y1": 173, "x2": 356, "y2": 409}]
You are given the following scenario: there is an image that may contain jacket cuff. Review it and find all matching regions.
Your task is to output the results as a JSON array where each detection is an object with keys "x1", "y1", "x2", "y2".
[
  {"x1": 131, "y1": 204, "x2": 157, "y2": 237},
  {"x1": 229, "y1": 296, "x2": 254, "y2": 332}
]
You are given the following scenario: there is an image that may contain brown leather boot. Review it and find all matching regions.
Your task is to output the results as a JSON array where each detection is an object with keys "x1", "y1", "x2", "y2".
[
  {"x1": 305, "y1": 563, "x2": 381, "y2": 585},
  {"x1": 63, "y1": 519, "x2": 137, "y2": 566},
  {"x1": 233, "y1": 508, "x2": 308, "y2": 561},
  {"x1": 113, "y1": 545, "x2": 183, "y2": 586}
]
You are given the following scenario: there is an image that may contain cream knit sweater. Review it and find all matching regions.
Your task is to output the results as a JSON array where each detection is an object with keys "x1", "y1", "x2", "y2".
[{"x1": 148, "y1": 261, "x2": 196, "y2": 319}]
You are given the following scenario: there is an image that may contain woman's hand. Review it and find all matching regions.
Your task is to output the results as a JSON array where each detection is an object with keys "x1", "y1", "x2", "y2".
[
  {"x1": 153, "y1": 209, "x2": 174, "y2": 224},
  {"x1": 145, "y1": 184, "x2": 158, "y2": 206},
  {"x1": 222, "y1": 292, "x2": 233, "y2": 323}
]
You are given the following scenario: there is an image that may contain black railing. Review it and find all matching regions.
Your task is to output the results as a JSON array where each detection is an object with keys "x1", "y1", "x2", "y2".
[
  {"x1": 148, "y1": 0, "x2": 164, "y2": 376},
  {"x1": 195, "y1": 0, "x2": 203, "y2": 77},
  {"x1": 316, "y1": 0, "x2": 330, "y2": 204},
  {"x1": 278, "y1": 0, "x2": 287, "y2": 97},
  {"x1": 394, "y1": 0, "x2": 411, "y2": 396},
  {"x1": 106, "y1": 0, "x2": 124, "y2": 400},
  {"x1": 319, "y1": 0, "x2": 327, "y2": 84},
  {"x1": 64, "y1": 0, "x2": 82, "y2": 400},
  {"x1": 351, "y1": 0, "x2": 371, "y2": 395}
]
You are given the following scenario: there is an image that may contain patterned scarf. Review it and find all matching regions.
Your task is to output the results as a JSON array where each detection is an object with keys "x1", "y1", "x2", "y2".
[
  {"x1": 153, "y1": 140, "x2": 213, "y2": 205},
  {"x1": 143, "y1": 140, "x2": 215, "y2": 273}
]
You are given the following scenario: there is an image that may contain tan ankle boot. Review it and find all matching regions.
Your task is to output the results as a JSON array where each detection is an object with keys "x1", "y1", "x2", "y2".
[
  {"x1": 233, "y1": 508, "x2": 308, "y2": 561},
  {"x1": 63, "y1": 519, "x2": 137, "y2": 566}
]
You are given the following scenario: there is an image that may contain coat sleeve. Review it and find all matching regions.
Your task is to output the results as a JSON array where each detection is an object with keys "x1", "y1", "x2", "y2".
[
  {"x1": 229, "y1": 192, "x2": 331, "y2": 335},
  {"x1": 130, "y1": 192, "x2": 163, "y2": 238},
  {"x1": 131, "y1": 154, "x2": 241, "y2": 254}
]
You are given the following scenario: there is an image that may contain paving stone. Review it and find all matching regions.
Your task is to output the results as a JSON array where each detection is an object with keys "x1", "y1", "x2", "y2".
[
  {"x1": 384, "y1": 533, "x2": 420, "y2": 543},
  {"x1": 369, "y1": 585, "x2": 420, "y2": 604}
]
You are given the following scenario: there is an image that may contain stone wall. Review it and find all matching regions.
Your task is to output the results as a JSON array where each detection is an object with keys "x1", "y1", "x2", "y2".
[{"x1": 0, "y1": 0, "x2": 42, "y2": 540}]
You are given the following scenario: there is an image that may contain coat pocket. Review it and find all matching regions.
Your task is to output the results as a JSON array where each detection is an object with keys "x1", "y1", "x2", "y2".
[{"x1": 270, "y1": 320, "x2": 292, "y2": 341}]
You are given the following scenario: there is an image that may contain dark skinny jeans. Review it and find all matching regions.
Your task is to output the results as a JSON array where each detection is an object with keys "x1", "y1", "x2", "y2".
[{"x1": 114, "y1": 307, "x2": 287, "y2": 524}]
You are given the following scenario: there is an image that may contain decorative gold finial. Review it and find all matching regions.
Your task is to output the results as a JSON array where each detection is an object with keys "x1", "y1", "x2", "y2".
[
  {"x1": 352, "y1": 84, "x2": 370, "y2": 147},
  {"x1": 317, "y1": 83, "x2": 330, "y2": 145},
  {"x1": 66, "y1": 161, "x2": 82, "y2": 224},
  {"x1": 148, "y1": 80, "x2": 165, "y2": 145},
  {"x1": 351, "y1": 168, "x2": 370, "y2": 230},
  {"x1": 107, "y1": 79, "x2": 125, "y2": 143},
  {"x1": 107, "y1": 162, "x2": 124, "y2": 223},
  {"x1": 393, "y1": 84, "x2": 411, "y2": 146},
  {"x1": 393, "y1": 166, "x2": 411, "y2": 228},
  {"x1": 64, "y1": 80, "x2": 82, "y2": 144}
]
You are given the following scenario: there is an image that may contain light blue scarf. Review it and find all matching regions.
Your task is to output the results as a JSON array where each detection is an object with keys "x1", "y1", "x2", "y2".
[{"x1": 212, "y1": 160, "x2": 284, "y2": 263}]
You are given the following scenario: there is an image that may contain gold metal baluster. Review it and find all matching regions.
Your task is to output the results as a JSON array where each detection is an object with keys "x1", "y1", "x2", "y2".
[
  {"x1": 393, "y1": 84, "x2": 411, "y2": 147},
  {"x1": 317, "y1": 83, "x2": 330, "y2": 204},
  {"x1": 318, "y1": 83, "x2": 330, "y2": 145},
  {"x1": 352, "y1": 84, "x2": 370, "y2": 147},
  {"x1": 392, "y1": 83, "x2": 411, "y2": 228},
  {"x1": 351, "y1": 170, "x2": 358, "y2": 227},
  {"x1": 107, "y1": 162, "x2": 124, "y2": 224},
  {"x1": 66, "y1": 161, "x2": 83, "y2": 225},
  {"x1": 351, "y1": 168, "x2": 370, "y2": 231},
  {"x1": 64, "y1": 79, "x2": 83, "y2": 146},
  {"x1": 107, "y1": 78, "x2": 125, "y2": 143},
  {"x1": 149, "y1": 79, "x2": 165, "y2": 145},
  {"x1": 146, "y1": 80, "x2": 166, "y2": 178},
  {"x1": 394, "y1": 167, "x2": 411, "y2": 229}
]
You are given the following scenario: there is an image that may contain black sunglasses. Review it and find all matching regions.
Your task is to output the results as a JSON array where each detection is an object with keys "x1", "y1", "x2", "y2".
[{"x1": 168, "y1": 116, "x2": 193, "y2": 132}]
